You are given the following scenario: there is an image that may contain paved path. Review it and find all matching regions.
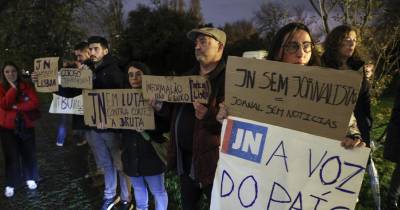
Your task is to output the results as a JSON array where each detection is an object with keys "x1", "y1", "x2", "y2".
[{"x1": 0, "y1": 102, "x2": 103, "y2": 209}]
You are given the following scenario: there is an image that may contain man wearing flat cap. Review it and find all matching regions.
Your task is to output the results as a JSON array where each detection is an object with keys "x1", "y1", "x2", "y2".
[{"x1": 158, "y1": 27, "x2": 226, "y2": 210}]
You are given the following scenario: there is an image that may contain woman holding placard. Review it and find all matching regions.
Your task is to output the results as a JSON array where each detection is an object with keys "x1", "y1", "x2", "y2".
[
  {"x1": 217, "y1": 22, "x2": 364, "y2": 149},
  {"x1": 120, "y1": 61, "x2": 169, "y2": 210},
  {"x1": 321, "y1": 25, "x2": 370, "y2": 149},
  {"x1": 0, "y1": 61, "x2": 40, "y2": 198},
  {"x1": 217, "y1": 22, "x2": 318, "y2": 124}
]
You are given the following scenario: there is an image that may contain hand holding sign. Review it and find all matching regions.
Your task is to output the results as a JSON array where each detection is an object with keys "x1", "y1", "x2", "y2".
[
  {"x1": 193, "y1": 101, "x2": 208, "y2": 120},
  {"x1": 216, "y1": 102, "x2": 228, "y2": 123},
  {"x1": 341, "y1": 137, "x2": 365, "y2": 149},
  {"x1": 149, "y1": 97, "x2": 163, "y2": 112},
  {"x1": 31, "y1": 71, "x2": 38, "y2": 84}
]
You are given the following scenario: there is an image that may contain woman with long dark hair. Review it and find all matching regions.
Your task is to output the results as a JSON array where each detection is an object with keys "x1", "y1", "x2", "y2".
[
  {"x1": 321, "y1": 25, "x2": 371, "y2": 148},
  {"x1": 217, "y1": 22, "x2": 363, "y2": 149},
  {"x1": 120, "y1": 61, "x2": 169, "y2": 210},
  {"x1": 217, "y1": 22, "x2": 319, "y2": 122},
  {"x1": 0, "y1": 61, "x2": 40, "y2": 197},
  {"x1": 266, "y1": 22, "x2": 320, "y2": 66}
]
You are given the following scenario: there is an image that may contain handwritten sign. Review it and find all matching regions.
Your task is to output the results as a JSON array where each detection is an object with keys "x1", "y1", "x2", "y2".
[
  {"x1": 142, "y1": 75, "x2": 211, "y2": 103},
  {"x1": 210, "y1": 117, "x2": 370, "y2": 210},
  {"x1": 60, "y1": 68, "x2": 92, "y2": 89},
  {"x1": 34, "y1": 57, "x2": 59, "y2": 92},
  {"x1": 226, "y1": 56, "x2": 363, "y2": 141},
  {"x1": 49, "y1": 94, "x2": 84, "y2": 115},
  {"x1": 82, "y1": 89, "x2": 155, "y2": 129}
]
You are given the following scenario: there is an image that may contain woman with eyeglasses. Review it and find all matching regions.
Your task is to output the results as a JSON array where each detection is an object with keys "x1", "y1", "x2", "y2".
[
  {"x1": 265, "y1": 22, "x2": 320, "y2": 66},
  {"x1": 0, "y1": 61, "x2": 40, "y2": 197},
  {"x1": 217, "y1": 22, "x2": 363, "y2": 149},
  {"x1": 120, "y1": 61, "x2": 169, "y2": 210},
  {"x1": 321, "y1": 25, "x2": 370, "y2": 149},
  {"x1": 217, "y1": 22, "x2": 318, "y2": 123}
]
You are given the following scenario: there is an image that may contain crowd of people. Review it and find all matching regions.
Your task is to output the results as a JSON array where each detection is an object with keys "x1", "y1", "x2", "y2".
[{"x1": 0, "y1": 22, "x2": 399, "y2": 210}]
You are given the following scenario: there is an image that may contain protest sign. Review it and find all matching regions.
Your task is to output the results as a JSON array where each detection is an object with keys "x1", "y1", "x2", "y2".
[
  {"x1": 60, "y1": 68, "x2": 92, "y2": 89},
  {"x1": 49, "y1": 94, "x2": 84, "y2": 115},
  {"x1": 210, "y1": 116, "x2": 370, "y2": 210},
  {"x1": 34, "y1": 57, "x2": 59, "y2": 92},
  {"x1": 142, "y1": 75, "x2": 211, "y2": 103},
  {"x1": 82, "y1": 89, "x2": 155, "y2": 129},
  {"x1": 225, "y1": 56, "x2": 363, "y2": 141}
]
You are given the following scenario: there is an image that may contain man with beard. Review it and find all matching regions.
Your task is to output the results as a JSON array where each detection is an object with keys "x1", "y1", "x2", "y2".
[
  {"x1": 157, "y1": 27, "x2": 226, "y2": 210},
  {"x1": 86, "y1": 36, "x2": 131, "y2": 210}
]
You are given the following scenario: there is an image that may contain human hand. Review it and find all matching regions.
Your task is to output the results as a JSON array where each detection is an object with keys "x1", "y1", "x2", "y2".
[
  {"x1": 8, "y1": 80, "x2": 16, "y2": 89},
  {"x1": 79, "y1": 64, "x2": 91, "y2": 71},
  {"x1": 193, "y1": 101, "x2": 208, "y2": 120},
  {"x1": 135, "y1": 127, "x2": 144, "y2": 133},
  {"x1": 341, "y1": 137, "x2": 365, "y2": 149},
  {"x1": 216, "y1": 102, "x2": 227, "y2": 124},
  {"x1": 31, "y1": 71, "x2": 38, "y2": 84},
  {"x1": 96, "y1": 121, "x2": 107, "y2": 130},
  {"x1": 149, "y1": 97, "x2": 163, "y2": 112}
]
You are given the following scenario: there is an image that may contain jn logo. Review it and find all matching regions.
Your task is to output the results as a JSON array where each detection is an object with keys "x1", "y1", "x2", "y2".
[{"x1": 222, "y1": 119, "x2": 268, "y2": 163}]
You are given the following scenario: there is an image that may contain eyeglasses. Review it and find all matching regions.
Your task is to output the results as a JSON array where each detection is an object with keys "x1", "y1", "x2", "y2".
[
  {"x1": 128, "y1": 71, "x2": 142, "y2": 78},
  {"x1": 283, "y1": 41, "x2": 314, "y2": 54}
]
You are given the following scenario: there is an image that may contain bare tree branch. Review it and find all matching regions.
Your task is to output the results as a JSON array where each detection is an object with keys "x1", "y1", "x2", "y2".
[
  {"x1": 319, "y1": 0, "x2": 330, "y2": 33},
  {"x1": 360, "y1": 0, "x2": 372, "y2": 34},
  {"x1": 308, "y1": 0, "x2": 322, "y2": 17}
]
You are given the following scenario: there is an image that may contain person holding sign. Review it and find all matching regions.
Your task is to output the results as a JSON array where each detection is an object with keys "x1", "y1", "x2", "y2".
[
  {"x1": 321, "y1": 25, "x2": 372, "y2": 148},
  {"x1": 85, "y1": 36, "x2": 131, "y2": 210},
  {"x1": 0, "y1": 62, "x2": 40, "y2": 197},
  {"x1": 217, "y1": 22, "x2": 364, "y2": 149},
  {"x1": 157, "y1": 27, "x2": 226, "y2": 210},
  {"x1": 217, "y1": 22, "x2": 319, "y2": 123},
  {"x1": 70, "y1": 41, "x2": 91, "y2": 147},
  {"x1": 120, "y1": 62, "x2": 169, "y2": 210}
]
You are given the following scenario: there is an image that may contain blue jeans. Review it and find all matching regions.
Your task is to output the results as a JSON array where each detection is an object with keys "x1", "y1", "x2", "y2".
[
  {"x1": 56, "y1": 114, "x2": 67, "y2": 145},
  {"x1": 130, "y1": 174, "x2": 168, "y2": 210},
  {"x1": 86, "y1": 130, "x2": 131, "y2": 201}
]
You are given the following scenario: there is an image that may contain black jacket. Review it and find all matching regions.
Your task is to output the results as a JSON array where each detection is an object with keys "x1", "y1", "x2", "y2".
[
  {"x1": 384, "y1": 83, "x2": 400, "y2": 163},
  {"x1": 162, "y1": 60, "x2": 225, "y2": 187},
  {"x1": 121, "y1": 115, "x2": 169, "y2": 177},
  {"x1": 57, "y1": 55, "x2": 124, "y2": 130},
  {"x1": 321, "y1": 56, "x2": 372, "y2": 145},
  {"x1": 354, "y1": 77, "x2": 373, "y2": 145},
  {"x1": 90, "y1": 54, "x2": 124, "y2": 89}
]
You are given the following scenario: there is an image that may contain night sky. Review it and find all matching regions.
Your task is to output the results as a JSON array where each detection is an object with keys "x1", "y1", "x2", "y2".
[{"x1": 123, "y1": 0, "x2": 268, "y2": 26}]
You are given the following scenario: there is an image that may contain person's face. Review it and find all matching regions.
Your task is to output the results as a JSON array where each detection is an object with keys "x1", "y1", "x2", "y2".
[
  {"x1": 194, "y1": 35, "x2": 223, "y2": 65},
  {"x1": 89, "y1": 43, "x2": 108, "y2": 62},
  {"x1": 280, "y1": 30, "x2": 313, "y2": 65},
  {"x1": 3, "y1": 65, "x2": 17, "y2": 83},
  {"x1": 128, "y1": 67, "x2": 143, "y2": 89},
  {"x1": 74, "y1": 49, "x2": 90, "y2": 64},
  {"x1": 364, "y1": 63, "x2": 374, "y2": 79},
  {"x1": 339, "y1": 30, "x2": 357, "y2": 59}
]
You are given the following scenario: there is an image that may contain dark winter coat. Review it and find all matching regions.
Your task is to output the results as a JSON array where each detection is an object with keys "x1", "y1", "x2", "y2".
[
  {"x1": 121, "y1": 115, "x2": 169, "y2": 177},
  {"x1": 354, "y1": 77, "x2": 373, "y2": 145},
  {"x1": 163, "y1": 60, "x2": 225, "y2": 187},
  {"x1": 56, "y1": 55, "x2": 124, "y2": 130},
  {"x1": 384, "y1": 83, "x2": 400, "y2": 163},
  {"x1": 321, "y1": 56, "x2": 372, "y2": 145}
]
